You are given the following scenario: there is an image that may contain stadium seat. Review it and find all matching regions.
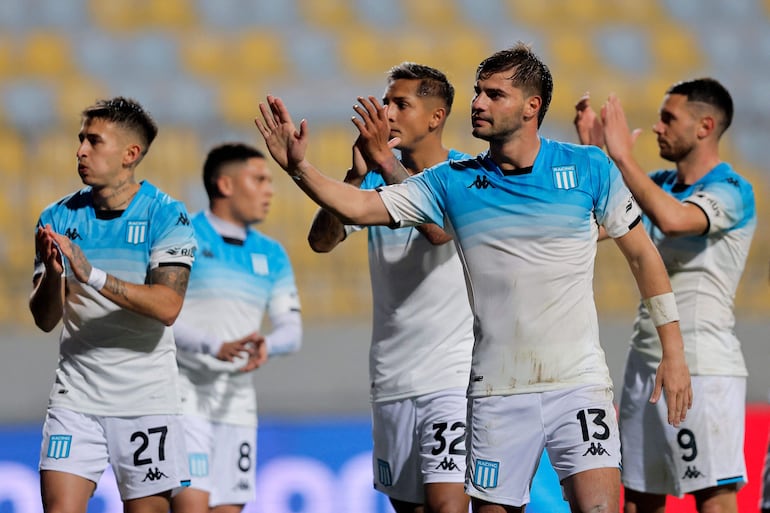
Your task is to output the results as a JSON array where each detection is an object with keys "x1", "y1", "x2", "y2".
[
  {"x1": 296, "y1": 0, "x2": 354, "y2": 29},
  {"x1": 234, "y1": 32, "x2": 288, "y2": 79},
  {"x1": 19, "y1": 32, "x2": 72, "y2": 77}
]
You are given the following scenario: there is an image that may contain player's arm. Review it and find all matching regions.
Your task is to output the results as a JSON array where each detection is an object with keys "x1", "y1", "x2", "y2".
[
  {"x1": 29, "y1": 225, "x2": 65, "y2": 332},
  {"x1": 601, "y1": 94, "x2": 708, "y2": 237},
  {"x1": 352, "y1": 96, "x2": 453, "y2": 246},
  {"x1": 50, "y1": 231, "x2": 189, "y2": 326},
  {"x1": 613, "y1": 222, "x2": 692, "y2": 426},
  {"x1": 307, "y1": 142, "x2": 370, "y2": 252},
  {"x1": 256, "y1": 95, "x2": 393, "y2": 226}
]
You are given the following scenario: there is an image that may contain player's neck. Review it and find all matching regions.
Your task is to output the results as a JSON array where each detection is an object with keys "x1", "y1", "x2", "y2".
[
  {"x1": 675, "y1": 147, "x2": 721, "y2": 184},
  {"x1": 399, "y1": 143, "x2": 449, "y2": 174},
  {"x1": 92, "y1": 179, "x2": 140, "y2": 211},
  {"x1": 490, "y1": 130, "x2": 540, "y2": 172}
]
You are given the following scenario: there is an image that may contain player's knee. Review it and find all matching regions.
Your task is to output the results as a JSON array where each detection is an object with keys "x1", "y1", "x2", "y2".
[{"x1": 424, "y1": 496, "x2": 470, "y2": 513}]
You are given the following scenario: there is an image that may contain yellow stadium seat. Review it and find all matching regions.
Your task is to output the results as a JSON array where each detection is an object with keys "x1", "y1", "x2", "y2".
[
  {"x1": 648, "y1": 26, "x2": 703, "y2": 73},
  {"x1": 87, "y1": 0, "x2": 143, "y2": 31},
  {"x1": 179, "y1": 35, "x2": 233, "y2": 78},
  {"x1": 401, "y1": 0, "x2": 459, "y2": 27},
  {"x1": 218, "y1": 79, "x2": 266, "y2": 126},
  {"x1": 235, "y1": 32, "x2": 288, "y2": 79},
  {"x1": 338, "y1": 28, "x2": 393, "y2": 77},
  {"x1": 54, "y1": 77, "x2": 109, "y2": 125},
  {"x1": 296, "y1": 0, "x2": 355, "y2": 29},
  {"x1": 19, "y1": 32, "x2": 73, "y2": 77},
  {"x1": 0, "y1": 128, "x2": 24, "y2": 179},
  {"x1": 145, "y1": 0, "x2": 197, "y2": 28}
]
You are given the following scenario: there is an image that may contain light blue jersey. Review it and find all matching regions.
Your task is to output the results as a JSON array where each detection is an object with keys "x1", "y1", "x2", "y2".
[
  {"x1": 34, "y1": 181, "x2": 196, "y2": 416},
  {"x1": 379, "y1": 138, "x2": 641, "y2": 397},
  {"x1": 350, "y1": 149, "x2": 475, "y2": 402},
  {"x1": 175, "y1": 211, "x2": 301, "y2": 426},
  {"x1": 631, "y1": 163, "x2": 756, "y2": 375}
]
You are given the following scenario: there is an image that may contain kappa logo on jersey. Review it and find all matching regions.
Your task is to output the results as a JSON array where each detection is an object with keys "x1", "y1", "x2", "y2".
[
  {"x1": 251, "y1": 254, "x2": 269, "y2": 275},
  {"x1": 467, "y1": 175, "x2": 496, "y2": 190},
  {"x1": 553, "y1": 165, "x2": 578, "y2": 190},
  {"x1": 377, "y1": 459, "x2": 393, "y2": 486},
  {"x1": 726, "y1": 177, "x2": 740, "y2": 188},
  {"x1": 176, "y1": 212, "x2": 190, "y2": 226},
  {"x1": 188, "y1": 453, "x2": 209, "y2": 477},
  {"x1": 435, "y1": 457, "x2": 461, "y2": 471},
  {"x1": 126, "y1": 221, "x2": 147, "y2": 244},
  {"x1": 473, "y1": 459, "x2": 499, "y2": 489},
  {"x1": 202, "y1": 248, "x2": 214, "y2": 258},
  {"x1": 142, "y1": 467, "x2": 169, "y2": 482},
  {"x1": 63, "y1": 228, "x2": 82, "y2": 241},
  {"x1": 46, "y1": 434, "x2": 72, "y2": 459},
  {"x1": 582, "y1": 442, "x2": 610, "y2": 457},
  {"x1": 682, "y1": 465, "x2": 704, "y2": 479}
]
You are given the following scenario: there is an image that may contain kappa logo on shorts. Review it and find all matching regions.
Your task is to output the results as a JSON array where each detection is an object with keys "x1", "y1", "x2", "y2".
[
  {"x1": 188, "y1": 453, "x2": 209, "y2": 477},
  {"x1": 233, "y1": 479, "x2": 251, "y2": 491},
  {"x1": 682, "y1": 465, "x2": 704, "y2": 479},
  {"x1": 377, "y1": 459, "x2": 393, "y2": 487},
  {"x1": 46, "y1": 434, "x2": 72, "y2": 459},
  {"x1": 582, "y1": 442, "x2": 610, "y2": 457},
  {"x1": 553, "y1": 165, "x2": 578, "y2": 190},
  {"x1": 435, "y1": 457, "x2": 461, "y2": 471},
  {"x1": 473, "y1": 459, "x2": 499, "y2": 489},
  {"x1": 142, "y1": 467, "x2": 169, "y2": 482}
]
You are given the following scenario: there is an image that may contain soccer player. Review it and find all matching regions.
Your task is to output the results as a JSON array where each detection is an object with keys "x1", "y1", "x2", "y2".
[
  {"x1": 255, "y1": 42, "x2": 692, "y2": 513},
  {"x1": 307, "y1": 63, "x2": 474, "y2": 513},
  {"x1": 170, "y1": 142, "x2": 302, "y2": 513},
  {"x1": 29, "y1": 97, "x2": 196, "y2": 513},
  {"x1": 575, "y1": 79, "x2": 755, "y2": 513}
]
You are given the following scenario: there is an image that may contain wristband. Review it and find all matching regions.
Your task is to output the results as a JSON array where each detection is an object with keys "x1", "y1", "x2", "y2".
[
  {"x1": 87, "y1": 267, "x2": 107, "y2": 291},
  {"x1": 643, "y1": 292, "x2": 679, "y2": 327}
]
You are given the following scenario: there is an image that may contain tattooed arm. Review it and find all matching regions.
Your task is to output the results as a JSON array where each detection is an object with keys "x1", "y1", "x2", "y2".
[{"x1": 51, "y1": 231, "x2": 190, "y2": 326}]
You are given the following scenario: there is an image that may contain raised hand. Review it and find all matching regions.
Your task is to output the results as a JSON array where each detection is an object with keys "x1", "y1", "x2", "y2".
[
  {"x1": 51, "y1": 230, "x2": 92, "y2": 283},
  {"x1": 601, "y1": 94, "x2": 642, "y2": 164},
  {"x1": 255, "y1": 95, "x2": 309, "y2": 174},
  {"x1": 351, "y1": 96, "x2": 400, "y2": 170},
  {"x1": 35, "y1": 224, "x2": 64, "y2": 275},
  {"x1": 574, "y1": 92, "x2": 605, "y2": 148}
]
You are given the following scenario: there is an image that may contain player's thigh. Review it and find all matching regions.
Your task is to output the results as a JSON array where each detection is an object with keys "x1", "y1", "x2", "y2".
[
  {"x1": 171, "y1": 486, "x2": 210, "y2": 513},
  {"x1": 562, "y1": 467, "x2": 620, "y2": 513},
  {"x1": 466, "y1": 393, "x2": 546, "y2": 508},
  {"x1": 209, "y1": 422, "x2": 257, "y2": 507},
  {"x1": 104, "y1": 414, "x2": 190, "y2": 500},
  {"x1": 123, "y1": 492, "x2": 172, "y2": 513},
  {"x1": 424, "y1": 481, "x2": 469, "y2": 513},
  {"x1": 40, "y1": 470, "x2": 95, "y2": 513},
  {"x1": 417, "y1": 388, "x2": 467, "y2": 485}
]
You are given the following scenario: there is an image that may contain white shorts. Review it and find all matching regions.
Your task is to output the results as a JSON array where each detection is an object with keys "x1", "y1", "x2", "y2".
[
  {"x1": 371, "y1": 388, "x2": 467, "y2": 503},
  {"x1": 619, "y1": 349, "x2": 747, "y2": 497},
  {"x1": 183, "y1": 415, "x2": 257, "y2": 506},
  {"x1": 466, "y1": 384, "x2": 620, "y2": 507},
  {"x1": 39, "y1": 407, "x2": 190, "y2": 500}
]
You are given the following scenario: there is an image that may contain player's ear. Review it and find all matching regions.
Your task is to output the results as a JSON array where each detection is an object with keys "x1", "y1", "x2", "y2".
[
  {"x1": 697, "y1": 115, "x2": 716, "y2": 139},
  {"x1": 217, "y1": 174, "x2": 234, "y2": 198},
  {"x1": 123, "y1": 143, "x2": 143, "y2": 167},
  {"x1": 429, "y1": 106, "x2": 447, "y2": 130},
  {"x1": 523, "y1": 95, "x2": 542, "y2": 123}
]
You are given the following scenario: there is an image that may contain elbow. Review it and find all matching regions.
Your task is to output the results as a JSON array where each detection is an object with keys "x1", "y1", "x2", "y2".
[
  {"x1": 34, "y1": 317, "x2": 58, "y2": 333},
  {"x1": 308, "y1": 236, "x2": 334, "y2": 253},
  {"x1": 159, "y1": 301, "x2": 184, "y2": 327}
]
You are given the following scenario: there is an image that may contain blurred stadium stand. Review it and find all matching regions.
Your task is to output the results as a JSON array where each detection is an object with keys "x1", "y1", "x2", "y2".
[{"x1": 0, "y1": 0, "x2": 768, "y2": 328}]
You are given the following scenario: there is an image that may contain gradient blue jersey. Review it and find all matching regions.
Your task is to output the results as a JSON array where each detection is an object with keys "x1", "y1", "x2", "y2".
[
  {"x1": 175, "y1": 212, "x2": 301, "y2": 426},
  {"x1": 379, "y1": 138, "x2": 641, "y2": 397},
  {"x1": 631, "y1": 163, "x2": 755, "y2": 375},
  {"x1": 34, "y1": 181, "x2": 196, "y2": 416},
  {"x1": 349, "y1": 149, "x2": 475, "y2": 402}
]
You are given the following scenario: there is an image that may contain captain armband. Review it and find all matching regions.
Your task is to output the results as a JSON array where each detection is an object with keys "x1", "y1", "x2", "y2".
[{"x1": 642, "y1": 292, "x2": 679, "y2": 327}]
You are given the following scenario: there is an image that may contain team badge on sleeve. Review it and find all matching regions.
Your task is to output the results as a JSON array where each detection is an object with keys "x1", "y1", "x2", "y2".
[{"x1": 553, "y1": 165, "x2": 578, "y2": 190}]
